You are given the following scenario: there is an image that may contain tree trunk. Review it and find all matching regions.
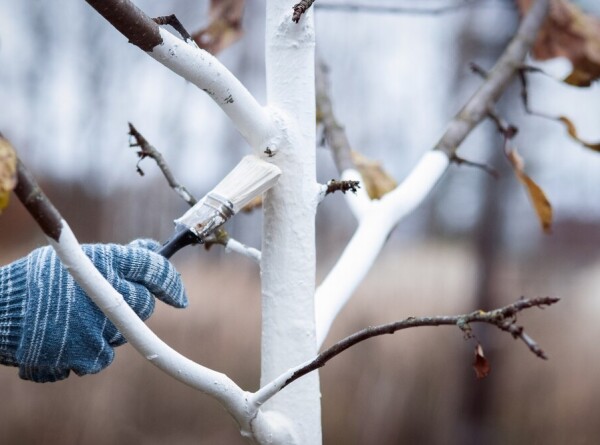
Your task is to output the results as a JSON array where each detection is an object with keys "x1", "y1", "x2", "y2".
[{"x1": 259, "y1": 2, "x2": 322, "y2": 443}]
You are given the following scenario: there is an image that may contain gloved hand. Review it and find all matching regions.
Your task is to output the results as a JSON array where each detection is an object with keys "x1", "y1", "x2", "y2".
[{"x1": 0, "y1": 240, "x2": 187, "y2": 383}]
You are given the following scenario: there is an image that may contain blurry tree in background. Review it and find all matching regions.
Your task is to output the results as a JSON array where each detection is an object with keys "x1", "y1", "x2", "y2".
[{"x1": 1, "y1": 0, "x2": 600, "y2": 444}]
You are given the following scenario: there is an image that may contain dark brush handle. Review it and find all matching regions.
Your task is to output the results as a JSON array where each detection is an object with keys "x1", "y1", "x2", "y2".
[{"x1": 157, "y1": 227, "x2": 200, "y2": 259}]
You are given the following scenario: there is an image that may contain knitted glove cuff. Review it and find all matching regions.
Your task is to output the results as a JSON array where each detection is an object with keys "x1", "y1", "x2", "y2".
[{"x1": 0, "y1": 258, "x2": 28, "y2": 367}]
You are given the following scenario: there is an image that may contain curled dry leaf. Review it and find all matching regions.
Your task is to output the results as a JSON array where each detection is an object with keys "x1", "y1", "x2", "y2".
[
  {"x1": 473, "y1": 344, "x2": 491, "y2": 379},
  {"x1": 0, "y1": 136, "x2": 17, "y2": 213},
  {"x1": 350, "y1": 151, "x2": 397, "y2": 199},
  {"x1": 517, "y1": 0, "x2": 600, "y2": 86},
  {"x1": 557, "y1": 116, "x2": 600, "y2": 152},
  {"x1": 192, "y1": 0, "x2": 245, "y2": 55},
  {"x1": 506, "y1": 146, "x2": 553, "y2": 234}
]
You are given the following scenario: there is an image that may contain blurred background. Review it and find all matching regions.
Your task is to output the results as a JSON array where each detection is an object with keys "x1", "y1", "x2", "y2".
[{"x1": 1, "y1": 0, "x2": 600, "y2": 443}]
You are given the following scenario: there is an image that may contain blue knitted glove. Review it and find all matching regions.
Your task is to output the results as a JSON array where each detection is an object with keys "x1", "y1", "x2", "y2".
[{"x1": 0, "y1": 240, "x2": 187, "y2": 383}]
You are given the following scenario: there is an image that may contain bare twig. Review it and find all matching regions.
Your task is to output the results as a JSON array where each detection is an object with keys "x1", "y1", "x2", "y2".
[
  {"x1": 450, "y1": 153, "x2": 499, "y2": 179},
  {"x1": 487, "y1": 109, "x2": 518, "y2": 140},
  {"x1": 517, "y1": 67, "x2": 565, "y2": 120},
  {"x1": 293, "y1": 0, "x2": 316, "y2": 23},
  {"x1": 434, "y1": 0, "x2": 550, "y2": 157},
  {"x1": 282, "y1": 297, "x2": 558, "y2": 391},
  {"x1": 315, "y1": 59, "x2": 356, "y2": 172},
  {"x1": 325, "y1": 179, "x2": 361, "y2": 195},
  {"x1": 153, "y1": 14, "x2": 195, "y2": 45},
  {"x1": 127, "y1": 124, "x2": 235, "y2": 252},
  {"x1": 469, "y1": 61, "x2": 489, "y2": 79},
  {"x1": 128, "y1": 123, "x2": 198, "y2": 207}
]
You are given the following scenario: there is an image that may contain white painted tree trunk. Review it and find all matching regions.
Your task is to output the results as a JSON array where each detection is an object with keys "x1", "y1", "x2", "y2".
[{"x1": 258, "y1": 2, "x2": 322, "y2": 443}]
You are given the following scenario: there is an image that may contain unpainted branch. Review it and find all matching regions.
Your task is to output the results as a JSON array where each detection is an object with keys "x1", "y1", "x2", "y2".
[
  {"x1": 434, "y1": 0, "x2": 550, "y2": 157},
  {"x1": 153, "y1": 14, "x2": 195, "y2": 45},
  {"x1": 325, "y1": 179, "x2": 360, "y2": 195},
  {"x1": 85, "y1": 0, "x2": 161, "y2": 51},
  {"x1": 9, "y1": 142, "x2": 63, "y2": 241},
  {"x1": 128, "y1": 123, "x2": 198, "y2": 207},
  {"x1": 292, "y1": 0, "x2": 316, "y2": 23},
  {"x1": 127, "y1": 124, "x2": 257, "y2": 259},
  {"x1": 450, "y1": 153, "x2": 499, "y2": 179},
  {"x1": 286, "y1": 297, "x2": 558, "y2": 391},
  {"x1": 315, "y1": 59, "x2": 356, "y2": 173}
]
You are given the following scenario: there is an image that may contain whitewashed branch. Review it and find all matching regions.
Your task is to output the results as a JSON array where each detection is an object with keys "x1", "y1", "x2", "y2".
[
  {"x1": 85, "y1": 0, "x2": 274, "y2": 150},
  {"x1": 340, "y1": 168, "x2": 372, "y2": 220},
  {"x1": 150, "y1": 29, "x2": 275, "y2": 149},
  {"x1": 12, "y1": 155, "x2": 274, "y2": 438},
  {"x1": 225, "y1": 238, "x2": 262, "y2": 264},
  {"x1": 316, "y1": 152, "x2": 448, "y2": 346},
  {"x1": 314, "y1": 0, "x2": 551, "y2": 348}
]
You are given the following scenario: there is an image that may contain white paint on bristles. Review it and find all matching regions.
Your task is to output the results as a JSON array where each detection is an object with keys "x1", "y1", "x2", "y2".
[{"x1": 213, "y1": 155, "x2": 281, "y2": 212}]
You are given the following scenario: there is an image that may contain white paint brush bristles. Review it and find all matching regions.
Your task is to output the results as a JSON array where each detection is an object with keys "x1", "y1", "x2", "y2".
[
  {"x1": 158, "y1": 155, "x2": 281, "y2": 258},
  {"x1": 210, "y1": 154, "x2": 282, "y2": 212}
]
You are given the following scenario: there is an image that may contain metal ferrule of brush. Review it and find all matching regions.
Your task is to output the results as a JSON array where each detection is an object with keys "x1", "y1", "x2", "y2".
[
  {"x1": 158, "y1": 193, "x2": 235, "y2": 258},
  {"x1": 185, "y1": 193, "x2": 235, "y2": 240}
]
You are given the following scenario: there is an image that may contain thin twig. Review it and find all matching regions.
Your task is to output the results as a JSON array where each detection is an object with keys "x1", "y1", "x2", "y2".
[
  {"x1": 128, "y1": 123, "x2": 198, "y2": 207},
  {"x1": 469, "y1": 61, "x2": 489, "y2": 79},
  {"x1": 153, "y1": 14, "x2": 196, "y2": 45},
  {"x1": 450, "y1": 153, "x2": 499, "y2": 179},
  {"x1": 127, "y1": 124, "x2": 238, "y2": 251},
  {"x1": 315, "y1": 59, "x2": 356, "y2": 172},
  {"x1": 433, "y1": 0, "x2": 550, "y2": 157},
  {"x1": 517, "y1": 67, "x2": 564, "y2": 120},
  {"x1": 292, "y1": 0, "x2": 316, "y2": 23},
  {"x1": 281, "y1": 297, "x2": 558, "y2": 391},
  {"x1": 487, "y1": 109, "x2": 518, "y2": 139},
  {"x1": 325, "y1": 179, "x2": 361, "y2": 195}
]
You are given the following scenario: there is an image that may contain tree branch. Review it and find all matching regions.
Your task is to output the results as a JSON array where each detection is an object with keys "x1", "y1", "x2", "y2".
[
  {"x1": 315, "y1": 59, "x2": 372, "y2": 218},
  {"x1": 254, "y1": 297, "x2": 559, "y2": 405},
  {"x1": 14, "y1": 158, "x2": 63, "y2": 242},
  {"x1": 325, "y1": 179, "x2": 360, "y2": 195},
  {"x1": 316, "y1": 59, "x2": 356, "y2": 174},
  {"x1": 314, "y1": 0, "x2": 550, "y2": 347},
  {"x1": 85, "y1": 0, "x2": 161, "y2": 51},
  {"x1": 10, "y1": 147, "x2": 263, "y2": 436},
  {"x1": 434, "y1": 0, "x2": 550, "y2": 156},
  {"x1": 84, "y1": 0, "x2": 274, "y2": 150},
  {"x1": 128, "y1": 123, "x2": 198, "y2": 206},
  {"x1": 449, "y1": 153, "x2": 500, "y2": 179},
  {"x1": 153, "y1": 14, "x2": 195, "y2": 45},
  {"x1": 292, "y1": 0, "x2": 316, "y2": 23}
]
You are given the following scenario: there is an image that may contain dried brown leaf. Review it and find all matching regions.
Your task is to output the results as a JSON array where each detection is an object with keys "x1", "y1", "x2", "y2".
[
  {"x1": 241, "y1": 195, "x2": 262, "y2": 213},
  {"x1": 192, "y1": 0, "x2": 245, "y2": 55},
  {"x1": 558, "y1": 116, "x2": 600, "y2": 152},
  {"x1": 0, "y1": 136, "x2": 17, "y2": 213},
  {"x1": 473, "y1": 344, "x2": 491, "y2": 380},
  {"x1": 506, "y1": 148, "x2": 553, "y2": 234},
  {"x1": 517, "y1": 0, "x2": 600, "y2": 86},
  {"x1": 350, "y1": 151, "x2": 397, "y2": 199}
]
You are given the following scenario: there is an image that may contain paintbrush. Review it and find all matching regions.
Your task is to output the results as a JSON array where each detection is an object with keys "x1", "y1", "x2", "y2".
[{"x1": 158, "y1": 155, "x2": 281, "y2": 258}]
